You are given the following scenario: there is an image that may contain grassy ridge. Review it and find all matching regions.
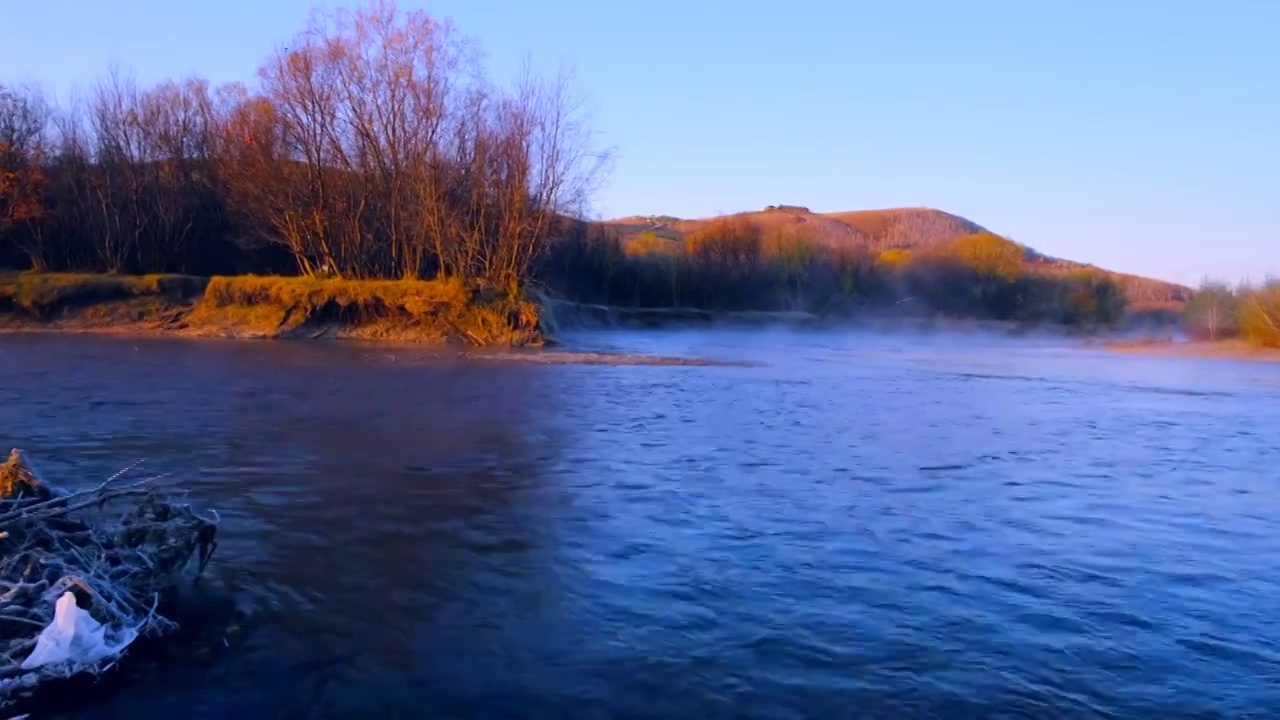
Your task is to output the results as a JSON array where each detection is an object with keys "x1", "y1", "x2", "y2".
[
  {"x1": 0, "y1": 273, "x2": 545, "y2": 346},
  {"x1": 0, "y1": 273, "x2": 207, "y2": 317}
]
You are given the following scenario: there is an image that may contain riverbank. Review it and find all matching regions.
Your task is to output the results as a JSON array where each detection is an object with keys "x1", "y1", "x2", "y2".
[
  {"x1": 0, "y1": 272, "x2": 1013, "y2": 345},
  {"x1": 0, "y1": 272, "x2": 544, "y2": 346},
  {"x1": 1105, "y1": 338, "x2": 1280, "y2": 363},
  {"x1": 2, "y1": 272, "x2": 1196, "y2": 353}
]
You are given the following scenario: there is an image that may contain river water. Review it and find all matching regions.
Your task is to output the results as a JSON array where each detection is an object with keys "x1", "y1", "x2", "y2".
[{"x1": 1, "y1": 329, "x2": 1278, "y2": 719}]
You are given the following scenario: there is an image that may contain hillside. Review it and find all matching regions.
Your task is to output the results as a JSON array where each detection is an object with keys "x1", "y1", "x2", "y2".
[
  {"x1": 607, "y1": 206, "x2": 979, "y2": 252},
  {"x1": 601, "y1": 206, "x2": 1191, "y2": 306}
]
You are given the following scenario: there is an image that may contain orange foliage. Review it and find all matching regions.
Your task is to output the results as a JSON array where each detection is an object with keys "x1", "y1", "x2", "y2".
[
  {"x1": 0, "y1": 140, "x2": 43, "y2": 229},
  {"x1": 948, "y1": 232, "x2": 1023, "y2": 280},
  {"x1": 683, "y1": 216, "x2": 762, "y2": 269},
  {"x1": 761, "y1": 228, "x2": 819, "y2": 266},
  {"x1": 625, "y1": 231, "x2": 677, "y2": 258},
  {"x1": 1238, "y1": 283, "x2": 1280, "y2": 348},
  {"x1": 876, "y1": 248, "x2": 912, "y2": 269}
]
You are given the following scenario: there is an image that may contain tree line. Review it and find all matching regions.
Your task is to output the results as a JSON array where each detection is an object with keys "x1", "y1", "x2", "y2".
[
  {"x1": 0, "y1": 1, "x2": 606, "y2": 295},
  {"x1": 541, "y1": 218, "x2": 1128, "y2": 326},
  {"x1": 0, "y1": 0, "x2": 1134, "y2": 328},
  {"x1": 1183, "y1": 279, "x2": 1280, "y2": 348}
]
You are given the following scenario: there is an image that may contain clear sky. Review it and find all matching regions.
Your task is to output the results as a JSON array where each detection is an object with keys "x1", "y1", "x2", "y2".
[{"x1": 2, "y1": 0, "x2": 1276, "y2": 286}]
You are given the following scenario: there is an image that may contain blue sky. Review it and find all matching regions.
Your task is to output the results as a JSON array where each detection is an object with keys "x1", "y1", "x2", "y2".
[{"x1": 3, "y1": 0, "x2": 1276, "y2": 285}]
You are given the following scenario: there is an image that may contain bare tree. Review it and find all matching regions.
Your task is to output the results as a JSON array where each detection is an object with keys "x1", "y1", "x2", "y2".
[
  {"x1": 228, "y1": 1, "x2": 610, "y2": 289},
  {"x1": 485, "y1": 62, "x2": 610, "y2": 295},
  {"x1": 0, "y1": 84, "x2": 50, "y2": 265},
  {"x1": 131, "y1": 78, "x2": 220, "y2": 272},
  {"x1": 3, "y1": 0, "x2": 611, "y2": 291},
  {"x1": 86, "y1": 67, "x2": 155, "y2": 272},
  {"x1": 1184, "y1": 279, "x2": 1238, "y2": 340},
  {"x1": 242, "y1": 1, "x2": 460, "y2": 279}
]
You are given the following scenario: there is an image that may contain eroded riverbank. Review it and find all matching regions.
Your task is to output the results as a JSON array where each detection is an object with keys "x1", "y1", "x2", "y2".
[{"x1": 0, "y1": 273, "x2": 544, "y2": 347}]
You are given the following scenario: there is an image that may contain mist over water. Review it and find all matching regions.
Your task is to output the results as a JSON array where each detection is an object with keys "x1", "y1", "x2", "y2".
[{"x1": 1, "y1": 330, "x2": 1278, "y2": 719}]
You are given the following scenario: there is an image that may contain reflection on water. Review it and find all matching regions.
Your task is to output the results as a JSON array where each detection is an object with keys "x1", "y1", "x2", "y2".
[{"x1": 1, "y1": 331, "x2": 1279, "y2": 718}]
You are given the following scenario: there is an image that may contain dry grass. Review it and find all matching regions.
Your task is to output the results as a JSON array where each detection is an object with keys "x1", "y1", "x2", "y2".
[
  {"x1": 0, "y1": 273, "x2": 547, "y2": 346},
  {"x1": 190, "y1": 275, "x2": 543, "y2": 345},
  {"x1": 0, "y1": 272, "x2": 207, "y2": 319}
]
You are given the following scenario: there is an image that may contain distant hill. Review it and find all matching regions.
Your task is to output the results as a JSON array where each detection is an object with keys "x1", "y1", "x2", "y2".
[
  {"x1": 606, "y1": 206, "x2": 980, "y2": 252},
  {"x1": 600, "y1": 206, "x2": 1191, "y2": 306}
]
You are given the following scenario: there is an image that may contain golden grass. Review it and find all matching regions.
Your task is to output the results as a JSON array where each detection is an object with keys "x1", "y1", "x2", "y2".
[
  {"x1": 190, "y1": 275, "x2": 546, "y2": 345},
  {"x1": 200, "y1": 275, "x2": 468, "y2": 308},
  {"x1": 0, "y1": 273, "x2": 546, "y2": 346},
  {"x1": 0, "y1": 271, "x2": 207, "y2": 318}
]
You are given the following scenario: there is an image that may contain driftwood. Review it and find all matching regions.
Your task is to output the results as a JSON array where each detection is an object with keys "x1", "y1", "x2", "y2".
[{"x1": 0, "y1": 449, "x2": 217, "y2": 702}]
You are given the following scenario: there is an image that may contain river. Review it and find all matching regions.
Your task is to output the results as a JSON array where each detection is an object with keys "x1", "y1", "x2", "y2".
[{"x1": 1, "y1": 329, "x2": 1278, "y2": 719}]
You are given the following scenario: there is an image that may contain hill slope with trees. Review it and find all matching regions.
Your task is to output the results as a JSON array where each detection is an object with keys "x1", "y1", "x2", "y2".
[{"x1": 541, "y1": 206, "x2": 1191, "y2": 327}]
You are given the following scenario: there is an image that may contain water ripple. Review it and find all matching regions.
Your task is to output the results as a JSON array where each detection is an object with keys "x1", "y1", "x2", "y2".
[{"x1": 1, "y1": 331, "x2": 1278, "y2": 718}]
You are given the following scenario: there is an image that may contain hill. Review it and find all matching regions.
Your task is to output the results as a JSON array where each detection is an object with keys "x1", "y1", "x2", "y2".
[
  {"x1": 606, "y1": 206, "x2": 980, "y2": 252},
  {"x1": 600, "y1": 206, "x2": 1191, "y2": 306}
]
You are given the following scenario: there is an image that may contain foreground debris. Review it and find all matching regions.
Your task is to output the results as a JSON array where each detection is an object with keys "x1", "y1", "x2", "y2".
[{"x1": 0, "y1": 449, "x2": 217, "y2": 703}]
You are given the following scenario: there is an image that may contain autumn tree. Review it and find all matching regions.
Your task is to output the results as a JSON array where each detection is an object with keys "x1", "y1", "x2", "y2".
[
  {"x1": 950, "y1": 232, "x2": 1023, "y2": 281},
  {"x1": 764, "y1": 229, "x2": 819, "y2": 309},
  {"x1": 876, "y1": 247, "x2": 912, "y2": 271},
  {"x1": 684, "y1": 217, "x2": 764, "y2": 308},
  {"x1": 684, "y1": 217, "x2": 761, "y2": 270},
  {"x1": 829, "y1": 245, "x2": 878, "y2": 300},
  {"x1": 1238, "y1": 281, "x2": 1280, "y2": 348},
  {"x1": 1059, "y1": 268, "x2": 1126, "y2": 326},
  {"x1": 1183, "y1": 279, "x2": 1239, "y2": 340}
]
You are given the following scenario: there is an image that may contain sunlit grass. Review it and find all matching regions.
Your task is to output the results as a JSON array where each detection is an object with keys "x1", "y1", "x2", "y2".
[
  {"x1": 0, "y1": 272, "x2": 207, "y2": 317},
  {"x1": 0, "y1": 272, "x2": 546, "y2": 346}
]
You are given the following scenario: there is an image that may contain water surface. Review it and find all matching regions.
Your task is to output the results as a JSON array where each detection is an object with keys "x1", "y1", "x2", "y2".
[{"x1": 1, "y1": 329, "x2": 1278, "y2": 719}]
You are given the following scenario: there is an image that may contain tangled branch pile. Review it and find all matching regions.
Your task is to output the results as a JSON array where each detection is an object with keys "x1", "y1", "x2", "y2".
[{"x1": 0, "y1": 449, "x2": 217, "y2": 702}]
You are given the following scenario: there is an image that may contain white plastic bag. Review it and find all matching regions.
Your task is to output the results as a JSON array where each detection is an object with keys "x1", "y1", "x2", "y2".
[{"x1": 20, "y1": 591, "x2": 138, "y2": 670}]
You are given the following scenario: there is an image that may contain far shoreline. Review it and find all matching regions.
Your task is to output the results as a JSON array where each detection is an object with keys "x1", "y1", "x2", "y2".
[
  {"x1": 1102, "y1": 338, "x2": 1280, "y2": 363},
  {"x1": 8, "y1": 300, "x2": 1279, "y2": 366},
  {"x1": 8, "y1": 273, "x2": 1276, "y2": 366}
]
